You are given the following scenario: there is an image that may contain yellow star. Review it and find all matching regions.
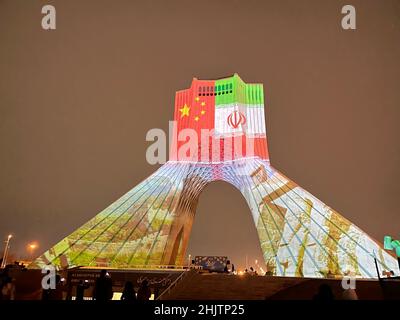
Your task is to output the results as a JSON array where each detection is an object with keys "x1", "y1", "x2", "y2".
[
  {"x1": 179, "y1": 104, "x2": 190, "y2": 118},
  {"x1": 194, "y1": 116, "x2": 199, "y2": 121},
  {"x1": 201, "y1": 101, "x2": 206, "y2": 106},
  {"x1": 200, "y1": 110, "x2": 206, "y2": 115},
  {"x1": 195, "y1": 96, "x2": 200, "y2": 102}
]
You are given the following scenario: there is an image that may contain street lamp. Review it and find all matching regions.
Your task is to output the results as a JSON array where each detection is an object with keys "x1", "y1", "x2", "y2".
[
  {"x1": 27, "y1": 242, "x2": 38, "y2": 260},
  {"x1": 1, "y1": 234, "x2": 13, "y2": 268},
  {"x1": 255, "y1": 258, "x2": 266, "y2": 275}
]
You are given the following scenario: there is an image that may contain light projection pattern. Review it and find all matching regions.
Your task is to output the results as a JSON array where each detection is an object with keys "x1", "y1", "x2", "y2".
[
  {"x1": 169, "y1": 74, "x2": 268, "y2": 162},
  {"x1": 31, "y1": 74, "x2": 399, "y2": 278}
]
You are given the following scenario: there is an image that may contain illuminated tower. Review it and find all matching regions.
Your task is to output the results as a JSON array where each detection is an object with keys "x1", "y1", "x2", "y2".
[{"x1": 31, "y1": 74, "x2": 398, "y2": 278}]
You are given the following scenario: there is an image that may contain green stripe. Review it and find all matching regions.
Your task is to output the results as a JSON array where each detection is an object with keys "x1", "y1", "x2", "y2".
[{"x1": 215, "y1": 74, "x2": 264, "y2": 107}]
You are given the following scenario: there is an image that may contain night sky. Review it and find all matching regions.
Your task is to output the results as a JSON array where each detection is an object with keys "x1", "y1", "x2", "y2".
[{"x1": 0, "y1": 0, "x2": 399, "y2": 269}]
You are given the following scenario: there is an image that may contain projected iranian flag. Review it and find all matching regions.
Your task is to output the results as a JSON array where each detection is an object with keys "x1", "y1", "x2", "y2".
[{"x1": 170, "y1": 74, "x2": 269, "y2": 162}]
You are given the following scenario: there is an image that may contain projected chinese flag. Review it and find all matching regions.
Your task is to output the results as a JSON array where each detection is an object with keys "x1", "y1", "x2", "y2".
[{"x1": 169, "y1": 74, "x2": 269, "y2": 162}]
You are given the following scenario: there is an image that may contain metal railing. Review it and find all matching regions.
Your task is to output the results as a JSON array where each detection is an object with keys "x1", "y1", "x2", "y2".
[{"x1": 78, "y1": 264, "x2": 188, "y2": 271}]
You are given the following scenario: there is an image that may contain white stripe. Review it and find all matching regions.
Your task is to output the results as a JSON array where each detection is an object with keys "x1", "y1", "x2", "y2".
[{"x1": 215, "y1": 103, "x2": 266, "y2": 136}]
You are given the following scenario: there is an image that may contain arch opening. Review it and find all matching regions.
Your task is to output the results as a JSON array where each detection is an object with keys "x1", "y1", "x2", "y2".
[{"x1": 186, "y1": 180, "x2": 264, "y2": 271}]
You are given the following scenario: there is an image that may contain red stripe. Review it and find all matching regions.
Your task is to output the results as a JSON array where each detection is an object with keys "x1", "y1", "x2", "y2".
[{"x1": 170, "y1": 80, "x2": 269, "y2": 162}]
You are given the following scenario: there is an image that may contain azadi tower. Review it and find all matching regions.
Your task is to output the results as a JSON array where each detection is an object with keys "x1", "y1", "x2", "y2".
[{"x1": 31, "y1": 74, "x2": 398, "y2": 278}]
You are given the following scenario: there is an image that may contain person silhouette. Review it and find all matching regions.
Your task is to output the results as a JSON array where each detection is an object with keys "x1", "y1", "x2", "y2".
[
  {"x1": 313, "y1": 284, "x2": 334, "y2": 300},
  {"x1": 92, "y1": 270, "x2": 113, "y2": 301},
  {"x1": 137, "y1": 280, "x2": 151, "y2": 300},
  {"x1": 76, "y1": 280, "x2": 89, "y2": 301},
  {"x1": 121, "y1": 281, "x2": 136, "y2": 301},
  {"x1": 1, "y1": 274, "x2": 16, "y2": 300}
]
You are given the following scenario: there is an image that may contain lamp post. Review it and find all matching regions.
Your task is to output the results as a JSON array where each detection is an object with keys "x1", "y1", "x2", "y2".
[
  {"x1": 255, "y1": 259, "x2": 260, "y2": 274},
  {"x1": 1, "y1": 234, "x2": 12, "y2": 268}
]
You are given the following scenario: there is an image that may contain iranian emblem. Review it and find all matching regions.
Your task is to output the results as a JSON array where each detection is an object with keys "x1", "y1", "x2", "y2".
[{"x1": 227, "y1": 110, "x2": 246, "y2": 129}]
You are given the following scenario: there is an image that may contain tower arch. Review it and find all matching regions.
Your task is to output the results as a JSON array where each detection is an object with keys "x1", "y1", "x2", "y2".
[{"x1": 31, "y1": 75, "x2": 399, "y2": 278}]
